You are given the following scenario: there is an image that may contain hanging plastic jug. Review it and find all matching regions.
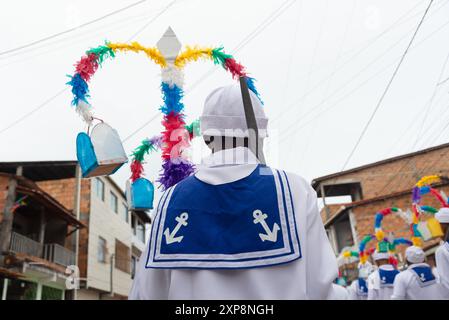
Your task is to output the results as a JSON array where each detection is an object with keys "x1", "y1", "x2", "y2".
[
  {"x1": 76, "y1": 122, "x2": 127, "y2": 178},
  {"x1": 126, "y1": 178, "x2": 155, "y2": 210}
]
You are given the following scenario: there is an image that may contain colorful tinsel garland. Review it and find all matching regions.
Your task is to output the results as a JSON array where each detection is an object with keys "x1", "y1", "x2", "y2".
[
  {"x1": 68, "y1": 42, "x2": 263, "y2": 190},
  {"x1": 410, "y1": 175, "x2": 449, "y2": 246},
  {"x1": 129, "y1": 120, "x2": 200, "y2": 182}
]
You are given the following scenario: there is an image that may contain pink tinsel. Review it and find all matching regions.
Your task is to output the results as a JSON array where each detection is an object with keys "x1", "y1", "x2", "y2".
[
  {"x1": 161, "y1": 112, "x2": 186, "y2": 160},
  {"x1": 224, "y1": 58, "x2": 246, "y2": 79},
  {"x1": 75, "y1": 53, "x2": 99, "y2": 82}
]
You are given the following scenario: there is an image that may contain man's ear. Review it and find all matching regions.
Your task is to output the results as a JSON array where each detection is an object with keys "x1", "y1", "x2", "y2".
[
  {"x1": 204, "y1": 135, "x2": 214, "y2": 145},
  {"x1": 203, "y1": 135, "x2": 215, "y2": 152}
]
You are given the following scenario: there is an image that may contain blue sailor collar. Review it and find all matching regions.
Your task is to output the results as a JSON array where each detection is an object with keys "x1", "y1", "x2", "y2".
[
  {"x1": 357, "y1": 278, "x2": 368, "y2": 296},
  {"x1": 378, "y1": 267, "x2": 399, "y2": 287},
  {"x1": 409, "y1": 263, "x2": 436, "y2": 287},
  {"x1": 145, "y1": 165, "x2": 302, "y2": 269}
]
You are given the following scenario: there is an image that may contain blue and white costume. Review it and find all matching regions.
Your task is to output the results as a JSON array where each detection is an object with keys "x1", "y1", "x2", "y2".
[
  {"x1": 435, "y1": 208, "x2": 449, "y2": 298},
  {"x1": 347, "y1": 278, "x2": 368, "y2": 300},
  {"x1": 146, "y1": 163, "x2": 301, "y2": 269},
  {"x1": 367, "y1": 264, "x2": 398, "y2": 300},
  {"x1": 129, "y1": 147, "x2": 338, "y2": 299},
  {"x1": 392, "y1": 263, "x2": 446, "y2": 299}
]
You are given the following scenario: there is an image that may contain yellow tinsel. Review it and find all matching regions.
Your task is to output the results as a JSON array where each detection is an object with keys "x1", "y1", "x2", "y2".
[
  {"x1": 375, "y1": 230, "x2": 384, "y2": 241},
  {"x1": 360, "y1": 256, "x2": 367, "y2": 264},
  {"x1": 342, "y1": 251, "x2": 351, "y2": 258},
  {"x1": 107, "y1": 42, "x2": 167, "y2": 67},
  {"x1": 412, "y1": 215, "x2": 419, "y2": 224},
  {"x1": 412, "y1": 237, "x2": 423, "y2": 247},
  {"x1": 416, "y1": 175, "x2": 441, "y2": 187},
  {"x1": 174, "y1": 46, "x2": 213, "y2": 68}
]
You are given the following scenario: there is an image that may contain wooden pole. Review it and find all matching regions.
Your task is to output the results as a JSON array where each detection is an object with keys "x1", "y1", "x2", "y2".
[
  {"x1": 0, "y1": 166, "x2": 22, "y2": 267},
  {"x1": 239, "y1": 77, "x2": 266, "y2": 164}
]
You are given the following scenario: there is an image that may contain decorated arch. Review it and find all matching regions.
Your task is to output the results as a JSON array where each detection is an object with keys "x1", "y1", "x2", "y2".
[{"x1": 67, "y1": 28, "x2": 263, "y2": 200}]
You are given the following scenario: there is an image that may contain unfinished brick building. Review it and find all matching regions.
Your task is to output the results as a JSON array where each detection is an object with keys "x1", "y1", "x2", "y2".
[
  {"x1": 312, "y1": 142, "x2": 449, "y2": 279},
  {"x1": 0, "y1": 161, "x2": 150, "y2": 300}
]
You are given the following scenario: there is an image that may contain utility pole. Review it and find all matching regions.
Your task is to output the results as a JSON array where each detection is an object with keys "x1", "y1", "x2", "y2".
[
  {"x1": 110, "y1": 253, "x2": 115, "y2": 298},
  {"x1": 0, "y1": 166, "x2": 22, "y2": 267},
  {"x1": 72, "y1": 164, "x2": 81, "y2": 300}
]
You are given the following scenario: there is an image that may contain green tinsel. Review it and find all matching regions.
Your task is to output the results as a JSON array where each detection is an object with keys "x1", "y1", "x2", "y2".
[
  {"x1": 86, "y1": 42, "x2": 115, "y2": 65},
  {"x1": 185, "y1": 119, "x2": 201, "y2": 137},
  {"x1": 421, "y1": 205, "x2": 438, "y2": 214},
  {"x1": 361, "y1": 235, "x2": 372, "y2": 244},
  {"x1": 131, "y1": 140, "x2": 157, "y2": 162},
  {"x1": 211, "y1": 47, "x2": 233, "y2": 67}
]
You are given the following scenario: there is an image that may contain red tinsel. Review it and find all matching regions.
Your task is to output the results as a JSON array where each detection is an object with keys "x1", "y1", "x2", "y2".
[
  {"x1": 130, "y1": 160, "x2": 144, "y2": 182},
  {"x1": 389, "y1": 256, "x2": 398, "y2": 267},
  {"x1": 75, "y1": 53, "x2": 99, "y2": 82},
  {"x1": 430, "y1": 188, "x2": 448, "y2": 207},
  {"x1": 380, "y1": 208, "x2": 392, "y2": 215},
  {"x1": 161, "y1": 112, "x2": 186, "y2": 160},
  {"x1": 224, "y1": 58, "x2": 246, "y2": 79}
]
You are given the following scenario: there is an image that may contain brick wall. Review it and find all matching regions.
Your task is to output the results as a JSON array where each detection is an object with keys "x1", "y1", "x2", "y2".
[
  {"x1": 37, "y1": 178, "x2": 91, "y2": 278},
  {"x1": 348, "y1": 185, "x2": 449, "y2": 258},
  {"x1": 316, "y1": 144, "x2": 449, "y2": 260},
  {"x1": 318, "y1": 146, "x2": 449, "y2": 203}
]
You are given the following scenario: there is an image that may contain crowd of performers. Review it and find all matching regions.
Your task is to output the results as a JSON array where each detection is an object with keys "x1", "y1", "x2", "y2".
[{"x1": 332, "y1": 175, "x2": 449, "y2": 300}]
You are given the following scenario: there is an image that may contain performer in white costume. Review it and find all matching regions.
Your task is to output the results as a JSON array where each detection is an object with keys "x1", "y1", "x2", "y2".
[
  {"x1": 435, "y1": 207, "x2": 449, "y2": 297},
  {"x1": 367, "y1": 251, "x2": 399, "y2": 300},
  {"x1": 347, "y1": 262, "x2": 373, "y2": 300},
  {"x1": 129, "y1": 84, "x2": 338, "y2": 299},
  {"x1": 391, "y1": 246, "x2": 445, "y2": 299}
]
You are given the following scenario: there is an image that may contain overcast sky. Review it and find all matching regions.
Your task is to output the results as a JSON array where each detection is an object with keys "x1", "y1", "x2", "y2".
[{"x1": 1, "y1": 0, "x2": 449, "y2": 195}]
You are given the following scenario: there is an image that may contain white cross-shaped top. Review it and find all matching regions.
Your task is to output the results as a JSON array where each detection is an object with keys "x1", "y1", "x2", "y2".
[{"x1": 157, "y1": 26, "x2": 182, "y2": 63}]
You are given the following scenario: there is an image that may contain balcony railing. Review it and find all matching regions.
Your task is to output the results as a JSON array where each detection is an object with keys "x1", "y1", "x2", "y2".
[
  {"x1": 9, "y1": 232, "x2": 75, "y2": 267},
  {"x1": 44, "y1": 243, "x2": 76, "y2": 267},
  {"x1": 10, "y1": 232, "x2": 43, "y2": 257}
]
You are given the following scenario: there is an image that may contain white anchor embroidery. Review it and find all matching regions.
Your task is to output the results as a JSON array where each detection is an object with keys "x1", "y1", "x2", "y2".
[
  {"x1": 164, "y1": 212, "x2": 188, "y2": 244},
  {"x1": 420, "y1": 273, "x2": 426, "y2": 282},
  {"x1": 381, "y1": 276, "x2": 387, "y2": 284},
  {"x1": 253, "y1": 209, "x2": 280, "y2": 242}
]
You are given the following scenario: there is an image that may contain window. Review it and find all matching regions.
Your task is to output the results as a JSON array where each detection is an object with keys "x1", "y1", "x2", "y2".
[
  {"x1": 121, "y1": 203, "x2": 129, "y2": 223},
  {"x1": 115, "y1": 239, "x2": 130, "y2": 273},
  {"x1": 5, "y1": 279, "x2": 37, "y2": 300},
  {"x1": 136, "y1": 221, "x2": 145, "y2": 243},
  {"x1": 41, "y1": 286, "x2": 63, "y2": 300},
  {"x1": 131, "y1": 214, "x2": 136, "y2": 235},
  {"x1": 94, "y1": 178, "x2": 105, "y2": 201},
  {"x1": 110, "y1": 192, "x2": 118, "y2": 213},
  {"x1": 97, "y1": 237, "x2": 107, "y2": 263},
  {"x1": 131, "y1": 256, "x2": 137, "y2": 279}
]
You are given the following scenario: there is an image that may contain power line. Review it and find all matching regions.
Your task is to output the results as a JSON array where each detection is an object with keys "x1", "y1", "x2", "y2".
[
  {"x1": 0, "y1": 1, "x2": 177, "y2": 137},
  {"x1": 0, "y1": 4, "x2": 172, "y2": 69},
  {"x1": 185, "y1": 0, "x2": 296, "y2": 93},
  {"x1": 340, "y1": 0, "x2": 435, "y2": 171},
  {"x1": 111, "y1": 0, "x2": 445, "y2": 144},
  {"x1": 0, "y1": 88, "x2": 68, "y2": 136},
  {"x1": 270, "y1": 0, "x2": 445, "y2": 125},
  {"x1": 278, "y1": 12, "x2": 449, "y2": 143},
  {"x1": 126, "y1": 0, "x2": 177, "y2": 42},
  {"x1": 0, "y1": 0, "x2": 148, "y2": 58},
  {"x1": 121, "y1": 0, "x2": 297, "y2": 143},
  {"x1": 122, "y1": 113, "x2": 160, "y2": 143},
  {"x1": 411, "y1": 47, "x2": 449, "y2": 150}
]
